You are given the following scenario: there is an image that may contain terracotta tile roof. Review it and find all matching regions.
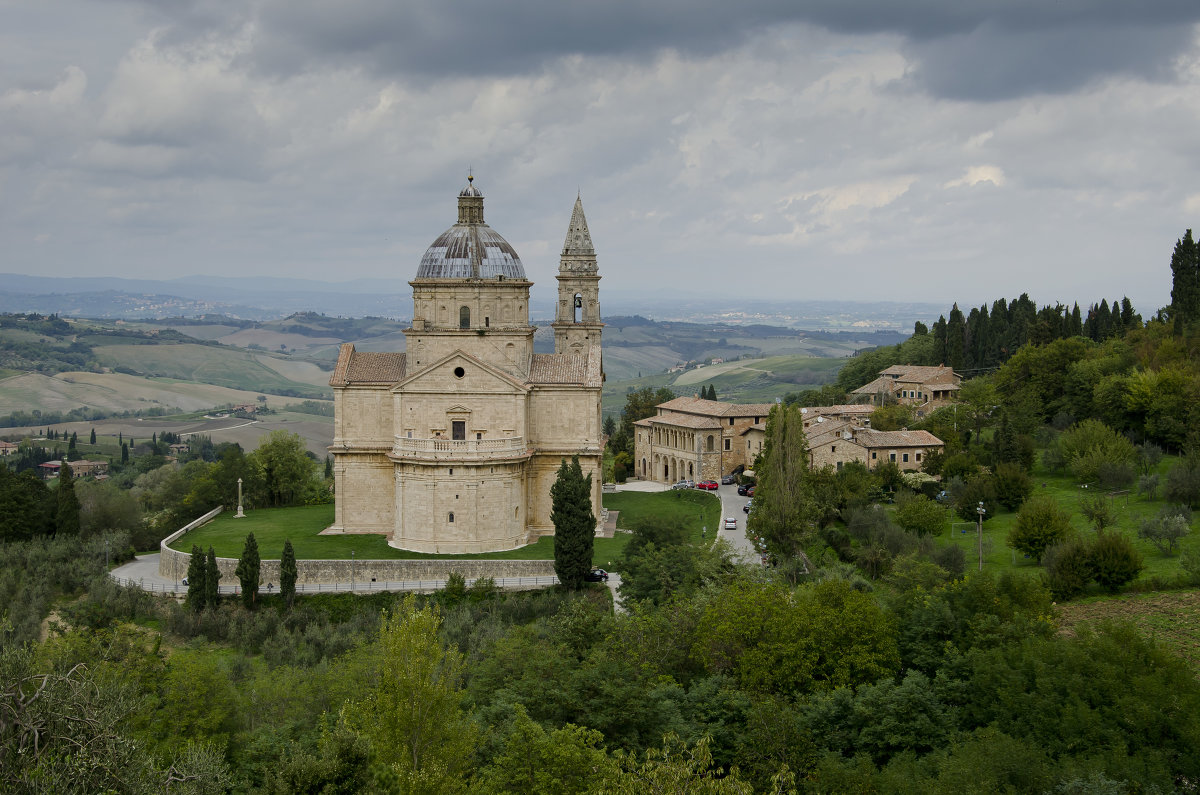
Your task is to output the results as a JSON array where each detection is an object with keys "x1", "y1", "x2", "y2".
[
  {"x1": 738, "y1": 422, "x2": 767, "y2": 435},
  {"x1": 656, "y1": 396, "x2": 775, "y2": 418},
  {"x1": 641, "y1": 410, "x2": 722, "y2": 430},
  {"x1": 853, "y1": 428, "x2": 944, "y2": 448},
  {"x1": 528, "y1": 353, "x2": 591, "y2": 385},
  {"x1": 878, "y1": 364, "x2": 961, "y2": 383},
  {"x1": 850, "y1": 376, "x2": 894, "y2": 395},
  {"x1": 329, "y1": 343, "x2": 407, "y2": 385}
]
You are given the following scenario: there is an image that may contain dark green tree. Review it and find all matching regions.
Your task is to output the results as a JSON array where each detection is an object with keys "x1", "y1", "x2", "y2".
[
  {"x1": 204, "y1": 546, "x2": 220, "y2": 606},
  {"x1": 1170, "y1": 228, "x2": 1200, "y2": 335},
  {"x1": 1089, "y1": 531, "x2": 1142, "y2": 593},
  {"x1": 89, "y1": 427, "x2": 96, "y2": 445},
  {"x1": 945, "y1": 304, "x2": 965, "y2": 370},
  {"x1": 551, "y1": 455, "x2": 595, "y2": 589},
  {"x1": 235, "y1": 532, "x2": 260, "y2": 607},
  {"x1": 749, "y1": 403, "x2": 814, "y2": 562},
  {"x1": 120, "y1": 442, "x2": 129, "y2": 464},
  {"x1": 280, "y1": 538, "x2": 298, "y2": 607},
  {"x1": 1009, "y1": 494, "x2": 1072, "y2": 563},
  {"x1": 55, "y1": 461, "x2": 80, "y2": 536},
  {"x1": 603, "y1": 415, "x2": 616, "y2": 438},
  {"x1": 186, "y1": 544, "x2": 206, "y2": 612}
]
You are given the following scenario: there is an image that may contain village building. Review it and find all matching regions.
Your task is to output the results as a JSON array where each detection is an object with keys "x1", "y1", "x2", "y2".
[
  {"x1": 328, "y1": 179, "x2": 603, "y2": 553},
  {"x1": 37, "y1": 459, "x2": 110, "y2": 479},
  {"x1": 850, "y1": 364, "x2": 961, "y2": 416},
  {"x1": 0, "y1": 440, "x2": 18, "y2": 456},
  {"x1": 632, "y1": 396, "x2": 775, "y2": 483}
]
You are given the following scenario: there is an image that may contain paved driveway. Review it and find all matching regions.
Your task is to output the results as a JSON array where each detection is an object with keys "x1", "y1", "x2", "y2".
[{"x1": 717, "y1": 484, "x2": 758, "y2": 561}]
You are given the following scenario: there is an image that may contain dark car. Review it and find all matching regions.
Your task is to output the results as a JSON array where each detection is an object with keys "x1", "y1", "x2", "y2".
[
  {"x1": 721, "y1": 474, "x2": 736, "y2": 485},
  {"x1": 743, "y1": 499, "x2": 753, "y2": 514},
  {"x1": 584, "y1": 568, "x2": 609, "y2": 582},
  {"x1": 737, "y1": 483, "x2": 753, "y2": 496},
  {"x1": 697, "y1": 480, "x2": 719, "y2": 490}
]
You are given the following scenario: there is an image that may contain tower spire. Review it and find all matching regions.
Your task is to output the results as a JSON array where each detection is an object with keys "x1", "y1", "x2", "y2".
[{"x1": 561, "y1": 195, "x2": 596, "y2": 268}]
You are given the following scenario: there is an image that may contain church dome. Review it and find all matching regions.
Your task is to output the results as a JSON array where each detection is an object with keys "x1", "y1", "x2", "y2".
[{"x1": 415, "y1": 177, "x2": 526, "y2": 280}]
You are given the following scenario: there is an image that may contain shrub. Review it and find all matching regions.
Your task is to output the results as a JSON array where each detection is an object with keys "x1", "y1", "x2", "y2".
[
  {"x1": 1089, "y1": 531, "x2": 1143, "y2": 593},
  {"x1": 1165, "y1": 457, "x2": 1200, "y2": 508},
  {"x1": 930, "y1": 543, "x2": 966, "y2": 577},
  {"x1": 941, "y1": 453, "x2": 979, "y2": 481},
  {"x1": 894, "y1": 494, "x2": 948, "y2": 537},
  {"x1": 1137, "y1": 473, "x2": 1160, "y2": 501},
  {"x1": 1042, "y1": 538, "x2": 1094, "y2": 601},
  {"x1": 1138, "y1": 441, "x2": 1164, "y2": 474},
  {"x1": 1137, "y1": 505, "x2": 1191, "y2": 556},
  {"x1": 954, "y1": 475, "x2": 997, "y2": 523},
  {"x1": 993, "y1": 463, "x2": 1033, "y2": 511},
  {"x1": 1078, "y1": 494, "x2": 1116, "y2": 532},
  {"x1": 1009, "y1": 495, "x2": 1073, "y2": 563},
  {"x1": 1095, "y1": 459, "x2": 1135, "y2": 490}
]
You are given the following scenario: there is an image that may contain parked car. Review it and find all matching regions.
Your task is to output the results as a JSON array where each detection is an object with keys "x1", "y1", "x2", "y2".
[
  {"x1": 721, "y1": 474, "x2": 736, "y2": 485},
  {"x1": 743, "y1": 499, "x2": 753, "y2": 513},
  {"x1": 697, "y1": 480, "x2": 719, "y2": 490},
  {"x1": 671, "y1": 480, "x2": 690, "y2": 490},
  {"x1": 723, "y1": 516, "x2": 737, "y2": 530},
  {"x1": 585, "y1": 567, "x2": 609, "y2": 582},
  {"x1": 737, "y1": 483, "x2": 754, "y2": 496}
]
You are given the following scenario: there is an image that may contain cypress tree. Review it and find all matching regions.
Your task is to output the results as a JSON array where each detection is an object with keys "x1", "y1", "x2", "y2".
[
  {"x1": 932, "y1": 315, "x2": 948, "y2": 365},
  {"x1": 204, "y1": 547, "x2": 220, "y2": 606},
  {"x1": 551, "y1": 455, "x2": 595, "y2": 590},
  {"x1": 186, "y1": 544, "x2": 206, "y2": 611},
  {"x1": 1170, "y1": 229, "x2": 1200, "y2": 335},
  {"x1": 89, "y1": 428, "x2": 96, "y2": 445},
  {"x1": 121, "y1": 443, "x2": 129, "y2": 464},
  {"x1": 235, "y1": 532, "x2": 261, "y2": 608},
  {"x1": 1120, "y1": 297, "x2": 1138, "y2": 330},
  {"x1": 55, "y1": 461, "x2": 80, "y2": 536},
  {"x1": 945, "y1": 304, "x2": 966, "y2": 370},
  {"x1": 1069, "y1": 303, "x2": 1083, "y2": 337},
  {"x1": 280, "y1": 539, "x2": 297, "y2": 608}
]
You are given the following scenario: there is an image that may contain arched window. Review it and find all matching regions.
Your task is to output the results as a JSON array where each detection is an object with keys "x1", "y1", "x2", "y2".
[
  {"x1": 448, "y1": 512, "x2": 455, "y2": 523},
  {"x1": 459, "y1": 306, "x2": 470, "y2": 328},
  {"x1": 706, "y1": 435, "x2": 715, "y2": 452},
  {"x1": 573, "y1": 293, "x2": 582, "y2": 322}
]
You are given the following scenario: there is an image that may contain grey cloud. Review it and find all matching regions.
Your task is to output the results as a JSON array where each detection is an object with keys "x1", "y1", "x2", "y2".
[{"x1": 124, "y1": 0, "x2": 1200, "y2": 100}]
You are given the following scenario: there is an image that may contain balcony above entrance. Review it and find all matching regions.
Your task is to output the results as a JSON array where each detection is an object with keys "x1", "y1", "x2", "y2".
[{"x1": 390, "y1": 435, "x2": 528, "y2": 461}]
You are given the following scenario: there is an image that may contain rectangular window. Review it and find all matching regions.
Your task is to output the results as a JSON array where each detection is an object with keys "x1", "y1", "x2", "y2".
[
  {"x1": 452, "y1": 421, "x2": 465, "y2": 440},
  {"x1": 729, "y1": 418, "x2": 735, "y2": 426},
  {"x1": 872, "y1": 452, "x2": 877, "y2": 460},
  {"x1": 836, "y1": 461, "x2": 843, "y2": 471},
  {"x1": 724, "y1": 438, "x2": 730, "y2": 451},
  {"x1": 903, "y1": 453, "x2": 909, "y2": 462},
  {"x1": 916, "y1": 452, "x2": 922, "y2": 461},
  {"x1": 890, "y1": 453, "x2": 896, "y2": 462}
]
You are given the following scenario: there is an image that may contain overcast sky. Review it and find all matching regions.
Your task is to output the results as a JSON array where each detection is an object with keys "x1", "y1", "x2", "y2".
[{"x1": 3, "y1": 1, "x2": 1200, "y2": 313}]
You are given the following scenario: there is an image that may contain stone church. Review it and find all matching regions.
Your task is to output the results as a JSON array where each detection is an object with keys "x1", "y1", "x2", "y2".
[{"x1": 327, "y1": 178, "x2": 604, "y2": 553}]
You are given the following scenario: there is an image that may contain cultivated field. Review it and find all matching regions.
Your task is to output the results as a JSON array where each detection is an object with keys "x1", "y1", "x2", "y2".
[{"x1": 1056, "y1": 590, "x2": 1200, "y2": 670}]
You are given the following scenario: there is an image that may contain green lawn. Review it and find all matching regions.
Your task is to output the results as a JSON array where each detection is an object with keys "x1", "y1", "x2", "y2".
[
  {"x1": 603, "y1": 488, "x2": 722, "y2": 545},
  {"x1": 927, "y1": 463, "x2": 1200, "y2": 588},
  {"x1": 168, "y1": 496, "x2": 682, "y2": 567}
]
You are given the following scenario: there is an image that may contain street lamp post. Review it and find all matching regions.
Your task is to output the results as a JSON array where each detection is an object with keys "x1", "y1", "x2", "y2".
[{"x1": 976, "y1": 501, "x2": 987, "y2": 572}]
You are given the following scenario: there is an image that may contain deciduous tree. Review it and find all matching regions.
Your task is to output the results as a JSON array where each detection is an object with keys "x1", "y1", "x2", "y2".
[{"x1": 1009, "y1": 495, "x2": 1073, "y2": 563}]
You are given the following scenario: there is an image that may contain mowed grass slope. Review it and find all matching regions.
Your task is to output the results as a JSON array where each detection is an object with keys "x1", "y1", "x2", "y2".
[{"x1": 169, "y1": 489, "x2": 718, "y2": 566}]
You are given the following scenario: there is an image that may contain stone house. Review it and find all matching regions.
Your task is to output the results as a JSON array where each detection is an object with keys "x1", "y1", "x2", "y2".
[
  {"x1": 329, "y1": 179, "x2": 604, "y2": 553},
  {"x1": 632, "y1": 397, "x2": 774, "y2": 483},
  {"x1": 850, "y1": 364, "x2": 961, "y2": 416}
]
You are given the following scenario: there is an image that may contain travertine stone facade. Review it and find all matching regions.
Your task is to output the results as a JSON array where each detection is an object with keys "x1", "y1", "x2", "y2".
[
  {"x1": 328, "y1": 180, "x2": 604, "y2": 553},
  {"x1": 632, "y1": 397, "x2": 774, "y2": 483}
]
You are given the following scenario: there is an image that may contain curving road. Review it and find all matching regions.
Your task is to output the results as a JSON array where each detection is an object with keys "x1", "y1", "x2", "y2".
[{"x1": 716, "y1": 483, "x2": 759, "y2": 562}]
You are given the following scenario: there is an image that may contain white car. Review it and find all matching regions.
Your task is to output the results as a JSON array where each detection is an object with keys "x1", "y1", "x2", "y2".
[{"x1": 723, "y1": 517, "x2": 737, "y2": 530}]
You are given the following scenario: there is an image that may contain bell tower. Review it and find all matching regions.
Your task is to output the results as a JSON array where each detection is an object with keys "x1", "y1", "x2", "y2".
[{"x1": 553, "y1": 195, "x2": 603, "y2": 356}]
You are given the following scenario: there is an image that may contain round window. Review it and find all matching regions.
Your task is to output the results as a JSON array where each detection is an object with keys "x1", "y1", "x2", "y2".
[{"x1": 453, "y1": 366, "x2": 465, "y2": 378}]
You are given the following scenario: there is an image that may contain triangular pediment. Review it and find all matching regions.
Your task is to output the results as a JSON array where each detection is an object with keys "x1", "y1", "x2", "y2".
[{"x1": 392, "y1": 350, "x2": 528, "y2": 394}]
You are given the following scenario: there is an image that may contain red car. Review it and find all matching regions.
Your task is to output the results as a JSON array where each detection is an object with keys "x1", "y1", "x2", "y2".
[{"x1": 697, "y1": 480, "x2": 719, "y2": 490}]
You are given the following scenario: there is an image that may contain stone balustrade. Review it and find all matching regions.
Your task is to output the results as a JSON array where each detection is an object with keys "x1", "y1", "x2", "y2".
[{"x1": 390, "y1": 435, "x2": 527, "y2": 460}]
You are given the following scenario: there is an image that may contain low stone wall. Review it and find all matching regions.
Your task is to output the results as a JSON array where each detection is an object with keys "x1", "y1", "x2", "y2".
[{"x1": 160, "y1": 532, "x2": 556, "y2": 586}]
